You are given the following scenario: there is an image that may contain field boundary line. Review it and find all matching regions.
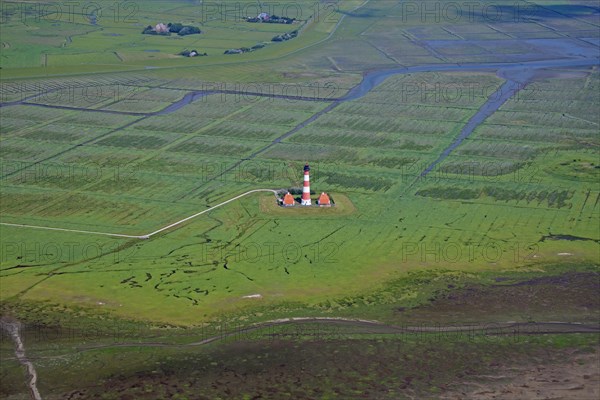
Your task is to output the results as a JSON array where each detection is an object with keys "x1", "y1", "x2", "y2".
[{"x1": 1, "y1": 189, "x2": 278, "y2": 240}]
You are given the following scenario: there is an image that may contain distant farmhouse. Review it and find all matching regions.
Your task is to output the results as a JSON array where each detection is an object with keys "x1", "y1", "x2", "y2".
[
  {"x1": 179, "y1": 49, "x2": 207, "y2": 57},
  {"x1": 142, "y1": 22, "x2": 202, "y2": 36},
  {"x1": 247, "y1": 13, "x2": 296, "y2": 24}
]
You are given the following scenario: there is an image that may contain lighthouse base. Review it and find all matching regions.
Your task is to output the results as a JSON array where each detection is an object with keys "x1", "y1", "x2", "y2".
[{"x1": 301, "y1": 199, "x2": 312, "y2": 206}]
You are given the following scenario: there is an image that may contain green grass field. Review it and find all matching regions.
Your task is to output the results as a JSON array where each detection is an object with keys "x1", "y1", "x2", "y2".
[
  {"x1": 1, "y1": 0, "x2": 599, "y2": 324},
  {"x1": 1, "y1": 0, "x2": 599, "y2": 398}
]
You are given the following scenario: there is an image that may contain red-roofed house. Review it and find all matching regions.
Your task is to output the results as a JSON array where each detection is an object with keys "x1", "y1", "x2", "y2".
[
  {"x1": 317, "y1": 192, "x2": 331, "y2": 207},
  {"x1": 282, "y1": 192, "x2": 295, "y2": 207}
]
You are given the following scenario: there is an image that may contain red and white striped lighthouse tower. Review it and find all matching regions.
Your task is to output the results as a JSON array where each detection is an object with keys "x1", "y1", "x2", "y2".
[{"x1": 301, "y1": 163, "x2": 312, "y2": 206}]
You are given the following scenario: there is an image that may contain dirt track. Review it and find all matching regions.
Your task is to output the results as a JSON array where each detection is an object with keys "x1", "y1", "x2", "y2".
[
  {"x1": 60, "y1": 317, "x2": 600, "y2": 353},
  {"x1": 0, "y1": 189, "x2": 278, "y2": 239}
]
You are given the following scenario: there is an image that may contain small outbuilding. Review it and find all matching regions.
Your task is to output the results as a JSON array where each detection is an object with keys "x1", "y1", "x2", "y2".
[
  {"x1": 317, "y1": 192, "x2": 331, "y2": 207},
  {"x1": 282, "y1": 192, "x2": 295, "y2": 207}
]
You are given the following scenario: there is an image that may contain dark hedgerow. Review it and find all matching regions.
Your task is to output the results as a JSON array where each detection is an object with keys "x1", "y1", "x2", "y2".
[{"x1": 272, "y1": 30, "x2": 298, "y2": 42}]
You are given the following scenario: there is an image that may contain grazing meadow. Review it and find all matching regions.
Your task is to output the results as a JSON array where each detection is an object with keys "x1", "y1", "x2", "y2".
[{"x1": 1, "y1": 0, "x2": 599, "y2": 398}]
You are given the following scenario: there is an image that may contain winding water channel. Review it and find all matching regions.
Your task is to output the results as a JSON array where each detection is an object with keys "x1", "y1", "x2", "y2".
[
  {"x1": 2, "y1": 57, "x2": 598, "y2": 183},
  {"x1": 1, "y1": 320, "x2": 43, "y2": 400}
]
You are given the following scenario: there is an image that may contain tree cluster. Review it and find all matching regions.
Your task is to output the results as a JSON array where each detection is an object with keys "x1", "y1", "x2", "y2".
[
  {"x1": 224, "y1": 43, "x2": 266, "y2": 55},
  {"x1": 272, "y1": 30, "x2": 298, "y2": 42},
  {"x1": 142, "y1": 23, "x2": 202, "y2": 36}
]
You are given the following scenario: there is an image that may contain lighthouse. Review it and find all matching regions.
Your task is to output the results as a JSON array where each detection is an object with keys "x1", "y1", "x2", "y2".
[{"x1": 301, "y1": 163, "x2": 312, "y2": 206}]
